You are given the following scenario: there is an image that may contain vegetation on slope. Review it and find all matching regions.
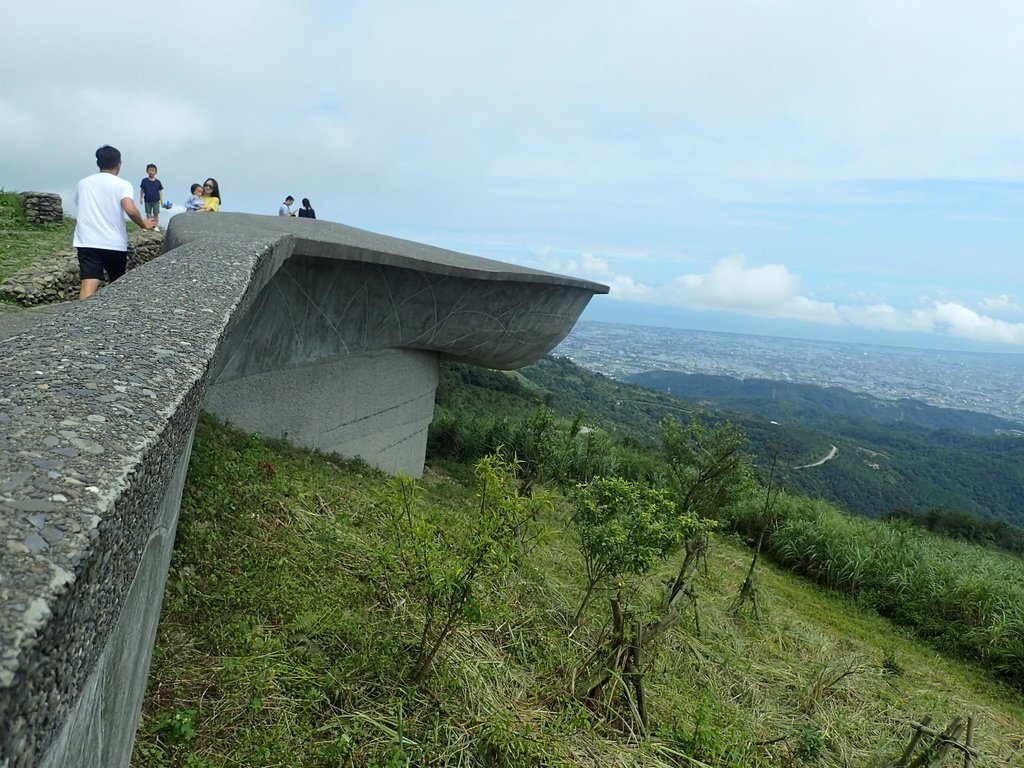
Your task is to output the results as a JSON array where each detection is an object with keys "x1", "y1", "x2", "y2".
[
  {"x1": 628, "y1": 369, "x2": 1024, "y2": 528},
  {"x1": 135, "y1": 404, "x2": 1024, "y2": 766},
  {"x1": 430, "y1": 378, "x2": 1024, "y2": 686},
  {"x1": 728, "y1": 492, "x2": 1024, "y2": 686},
  {"x1": 506, "y1": 357, "x2": 1024, "y2": 544}
]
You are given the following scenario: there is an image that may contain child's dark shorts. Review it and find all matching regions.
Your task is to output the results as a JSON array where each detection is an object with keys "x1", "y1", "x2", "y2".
[{"x1": 77, "y1": 247, "x2": 128, "y2": 282}]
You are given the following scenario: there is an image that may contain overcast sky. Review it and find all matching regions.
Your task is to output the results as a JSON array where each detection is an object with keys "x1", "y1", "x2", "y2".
[{"x1": 3, "y1": 1, "x2": 1023, "y2": 352}]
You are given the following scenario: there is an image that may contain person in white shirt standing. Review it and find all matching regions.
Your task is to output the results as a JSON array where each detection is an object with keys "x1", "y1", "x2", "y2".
[{"x1": 73, "y1": 145, "x2": 156, "y2": 299}]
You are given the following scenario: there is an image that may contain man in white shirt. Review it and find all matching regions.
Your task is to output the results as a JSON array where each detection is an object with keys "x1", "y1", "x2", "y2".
[
  {"x1": 278, "y1": 196, "x2": 297, "y2": 217},
  {"x1": 73, "y1": 145, "x2": 156, "y2": 299}
]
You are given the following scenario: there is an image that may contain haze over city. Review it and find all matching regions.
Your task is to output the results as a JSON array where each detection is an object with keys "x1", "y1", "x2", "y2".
[
  {"x1": 3, "y1": 1, "x2": 1023, "y2": 352},
  {"x1": 554, "y1": 321, "x2": 1024, "y2": 425}
]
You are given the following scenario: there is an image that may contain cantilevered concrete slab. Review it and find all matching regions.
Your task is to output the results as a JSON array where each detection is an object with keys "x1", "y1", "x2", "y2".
[
  {"x1": 167, "y1": 214, "x2": 608, "y2": 475},
  {"x1": 0, "y1": 215, "x2": 607, "y2": 768}
]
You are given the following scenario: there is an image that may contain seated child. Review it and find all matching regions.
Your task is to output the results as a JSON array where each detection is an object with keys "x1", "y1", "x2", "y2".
[{"x1": 185, "y1": 184, "x2": 205, "y2": 212}]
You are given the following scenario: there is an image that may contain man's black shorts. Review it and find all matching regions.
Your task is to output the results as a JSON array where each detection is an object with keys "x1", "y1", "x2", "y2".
[{"x1": 77, "y1": 247, "x2": 128, "y2": 282}]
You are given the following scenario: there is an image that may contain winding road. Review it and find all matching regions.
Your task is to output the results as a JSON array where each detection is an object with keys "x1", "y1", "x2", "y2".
[{"x1": 794, "y1": 444, "x2": 838, "y2": 469}]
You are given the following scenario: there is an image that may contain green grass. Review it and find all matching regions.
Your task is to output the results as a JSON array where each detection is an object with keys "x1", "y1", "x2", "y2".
[
  {"x1": 0, "y1": 190, "x2": 75, "y2": 284},
  {"x1": 133, "y1": 416, "x2": 1024, "y2": 767}
]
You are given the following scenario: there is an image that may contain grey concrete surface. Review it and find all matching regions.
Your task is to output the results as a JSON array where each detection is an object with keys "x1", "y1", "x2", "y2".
[
  {"x1": 205, "y1": 349, "x2": 438, "y2": 476},
  {"x1": 0, "y1": 214, "x2": 608, "y2": 768},
  {"x1": 165, "y1": 213, "x2": 610, "y2": 292},
  {"x1": 39, "y1": 430, "x2": 193, "y2": 768}
]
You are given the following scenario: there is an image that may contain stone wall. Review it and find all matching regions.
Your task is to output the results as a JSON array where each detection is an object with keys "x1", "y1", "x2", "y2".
[
  {"x1": 19, "y1": 193, "x2": 63, "y2": 225},
  {"x1": 0, "y1": 231, "x2": 164, "y2": 306}
]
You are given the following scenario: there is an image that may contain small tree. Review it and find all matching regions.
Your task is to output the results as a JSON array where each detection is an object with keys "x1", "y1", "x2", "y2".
[
  {"x1": 659, "y1": 415, "x2": 750, "y2": 523},
  {"x1": 379, "y1": 451, "x2": 550, "y2": 684},
  {"x1": 573, "y1": 415, "x2": 747, "y2": 727},
  {"x1": 569, "y1": 476, "x2": 681, "y2": 626},
  {"x1": 571, "y1": 477, "x2": 714, "y2": 732},
  {"x1": 659, "y1": 416, "x2": 751, "y2": 612},
  {"x1": 734, "y1": 444, "x2": 789, "y2": 618}
]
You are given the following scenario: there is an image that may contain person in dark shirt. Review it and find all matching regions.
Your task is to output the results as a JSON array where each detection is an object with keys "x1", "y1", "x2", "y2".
[
  {"x1": 298, "y1": 198, "x2": 316, "y2": 219},
  {"x1": 139, "y1": 163, "x2": 164, "y2": 230}
]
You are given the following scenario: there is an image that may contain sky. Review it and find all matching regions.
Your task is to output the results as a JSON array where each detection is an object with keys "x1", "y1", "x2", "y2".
[{"x1": 3, "y1": 1, "x2": 1023, "y2": 353}]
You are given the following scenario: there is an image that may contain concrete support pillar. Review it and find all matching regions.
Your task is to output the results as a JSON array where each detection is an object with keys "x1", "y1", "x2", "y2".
[{"x1": 203, "y1": 349, "x2": 439, "y2": 477}]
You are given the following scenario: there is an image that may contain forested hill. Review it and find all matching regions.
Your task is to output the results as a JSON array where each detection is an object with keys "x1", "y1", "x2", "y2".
[
  {"x1": 628, "y1": 370, "x2": 1024, "y2": 435},
  {"x1": 465, "y1": 357, "x2": 1024, "y2": 530},
  {"x1": 620, "y1": 370, "x2": 1024, "y2": 527}
]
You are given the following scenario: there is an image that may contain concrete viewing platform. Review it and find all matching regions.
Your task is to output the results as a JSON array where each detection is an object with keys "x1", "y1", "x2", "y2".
[{"x1": 0, "y1": 214, "x2": 607, "y2": 768}]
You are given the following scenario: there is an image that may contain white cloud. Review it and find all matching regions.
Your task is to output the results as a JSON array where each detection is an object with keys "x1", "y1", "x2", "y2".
[
  {"x1": 663, "y1": 256, "x2": 800, "y2": 312},
  {"x1": 607, "y1": 275, "x2": 655, "y2": 303},
  {"x1": 979, "y1": 294, "x2": 1023, "y2": 315},
  {"x1": 4, "y1": 1, "x2": 1023, "y2": 352},
  {"x1": 581, "y1": 253, "x2": 611, "y2": 275},
  {"x1": 603, "y1": 255, "x2": 840, "y2": 323},
  {"x1": 588, "y1": 256, "x2": 1024, "y2": 347},
  {"x1": 840, "y1": 304, "x2": 935, "y2": 334},
  {"x1": 932, "y1": 302, "x2": 1024, "y2": 345}
]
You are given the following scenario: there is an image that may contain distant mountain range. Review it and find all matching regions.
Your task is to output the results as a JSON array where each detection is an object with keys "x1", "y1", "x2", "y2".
[{"x1": 628, "y1": 371, "x2": 1024, "y2": 435}]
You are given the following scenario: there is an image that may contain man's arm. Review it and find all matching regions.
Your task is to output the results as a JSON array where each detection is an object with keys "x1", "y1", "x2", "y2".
[{"x1": 122, "y1": 196, "x2": 156, "y2": 230}]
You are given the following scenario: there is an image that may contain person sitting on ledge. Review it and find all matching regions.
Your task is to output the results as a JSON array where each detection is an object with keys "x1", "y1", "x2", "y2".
[
  {"x1": 73, "y1": 144, "x2": 156, "y2": 300},
  {"x1": 297, "y1": 197, "x2": 316, "y2": 219}
]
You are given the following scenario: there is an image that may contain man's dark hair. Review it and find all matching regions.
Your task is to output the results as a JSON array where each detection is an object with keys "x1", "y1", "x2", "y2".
[
  {"x1": 146, "y1": 163, "x2": 157, "y2": 172},
  {"x1": 95, "y1": 145, "x2": 121, "y2": 170},
  {"x1": 285, "y1": 196, "x2": 294, "y2": 202}
]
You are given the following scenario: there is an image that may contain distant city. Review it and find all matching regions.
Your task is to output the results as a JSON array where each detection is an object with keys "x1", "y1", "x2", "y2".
[{"x1": 552, "y1": 321, "x2": 1024, "y2": 426}]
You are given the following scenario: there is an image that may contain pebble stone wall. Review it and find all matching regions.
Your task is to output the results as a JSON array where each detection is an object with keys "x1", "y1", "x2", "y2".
[
  {"x1": 1, "y1": 230, "x2": 289, "y2": 768},
  {"x1": 18, "y1": 193, "x2": 63, "y2": 226},
  {"x1": 0, "y1": 231, "x2": 164, "y2": 307}
]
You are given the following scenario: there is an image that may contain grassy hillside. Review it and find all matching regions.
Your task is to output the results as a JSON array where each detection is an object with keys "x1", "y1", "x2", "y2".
[
  {"x1": 437, "y1": 356, "x2": 693, "y2": 447},
  {"x1": 437, "y1": 359, "x2": 1024, "y2": 553},
  {"x1": 496, "y1": 358, "x2": 1024, "y2": 532},
  {"x1": 134, "y1": 416, "x2": 1024, "y2": 767},
  {"x1": 432, "y1": 360, "x2": 1024, "y2": 674}
]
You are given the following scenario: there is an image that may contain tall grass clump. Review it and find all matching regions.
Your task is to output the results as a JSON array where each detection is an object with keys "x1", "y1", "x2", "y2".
[{"x1": 727, "y1": 493, "x2": 1024, "y2": 686}]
